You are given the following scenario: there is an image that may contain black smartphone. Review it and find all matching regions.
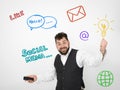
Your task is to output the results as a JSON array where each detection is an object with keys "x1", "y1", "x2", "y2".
[{"x1": 23, "y1": 76, "x2": 34, "y2": 81}]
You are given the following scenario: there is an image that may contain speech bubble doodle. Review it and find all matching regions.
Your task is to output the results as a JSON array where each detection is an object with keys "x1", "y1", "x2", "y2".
[
  {"x1": 27, "y1": 14, "x2": 45, "y2": 30},
  {"x1": 79, "y1": 31, "x2": 89, "y2": 41},
  {"x1": 41, "y1": 16, "x2": 57, "y2": 29}
]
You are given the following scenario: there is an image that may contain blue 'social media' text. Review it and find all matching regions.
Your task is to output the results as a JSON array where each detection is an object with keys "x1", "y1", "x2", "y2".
[{"x1": 21, "y1": 45, "x2": 52, "y2": 63}]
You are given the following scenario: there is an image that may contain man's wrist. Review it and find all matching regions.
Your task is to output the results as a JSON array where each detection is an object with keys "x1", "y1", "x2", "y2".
[{"x1": 101, "y1": 49, "x2": 106, "y2": 60}]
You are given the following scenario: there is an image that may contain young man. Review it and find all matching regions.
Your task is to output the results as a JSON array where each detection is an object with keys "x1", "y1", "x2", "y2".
[{"x1": 24, "y1": 32, "x2": 107, "y2": 90}]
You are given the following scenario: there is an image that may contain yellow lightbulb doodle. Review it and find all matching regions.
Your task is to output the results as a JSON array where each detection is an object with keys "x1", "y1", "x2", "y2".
[
  {"x1": 98, "y1": 19, "x2": 109, "y2": 38},
  {"x1": 94, "y1": 16, "x2": 114, "y2": 38}
]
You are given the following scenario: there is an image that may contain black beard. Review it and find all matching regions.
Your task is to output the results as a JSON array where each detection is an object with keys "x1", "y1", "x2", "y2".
[{"x1": 59, "y1": 47, "x2": 69, "y2": 55}]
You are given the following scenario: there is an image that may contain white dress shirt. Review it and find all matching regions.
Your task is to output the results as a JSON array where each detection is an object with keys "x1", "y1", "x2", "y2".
[{"x1": 37, "y1": 47, "x2": 103, "y2": 82}]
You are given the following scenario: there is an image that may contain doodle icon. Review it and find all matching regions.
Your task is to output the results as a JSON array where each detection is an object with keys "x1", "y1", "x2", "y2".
[
  {"x1": 27, "y1": 14, "x2": 45, "y2": 30},
  {"x1": 79, "y1": 31, "x2": 89, "y2": 41},
  {"x1": 67, "y1": 5, "x2": 86, "y2": 22},
  {"x1": 27, "y1": 14, "x2": 57, "y2": 30},
  {"x1": 94, "y1": 16, "x2": 114, "y2": 38},
  {"x1": 97, "y1": 70, "x2": 114, "y2": 87},
  {"x1": 98, "y1": 19, "x2": 109, "y2": 38}
]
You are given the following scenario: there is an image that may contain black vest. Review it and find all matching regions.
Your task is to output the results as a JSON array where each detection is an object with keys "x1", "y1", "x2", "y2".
[{"x1": 54, "y1": 49, "x2": 85, "y2": 90}]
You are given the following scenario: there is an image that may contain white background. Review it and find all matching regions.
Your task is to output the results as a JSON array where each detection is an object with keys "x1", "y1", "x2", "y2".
[{"x1": 0, "y1": 0, "x2": 120, "y2": 90}]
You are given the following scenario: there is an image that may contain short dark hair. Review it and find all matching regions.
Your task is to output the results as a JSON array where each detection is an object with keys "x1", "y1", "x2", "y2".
[{"x1": 55, "y1": 32, "x2": 68, "y2": 42}]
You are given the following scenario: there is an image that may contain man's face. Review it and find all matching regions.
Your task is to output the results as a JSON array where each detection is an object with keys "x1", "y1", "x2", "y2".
[{"x1": 56, "y1": 37, "x2": 70, "y2": 55}]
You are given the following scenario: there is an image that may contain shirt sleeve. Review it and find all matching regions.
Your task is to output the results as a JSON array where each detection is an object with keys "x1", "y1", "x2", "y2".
[
  {"x1": 35, "y1": 55, "x2": 56, "y2": 83},
  {"x1": 36, "y1": 65, "x2": 56, "y2": 83},
  {"x1": 76, "y1": 48, "x2": 103, "y2": 68}
]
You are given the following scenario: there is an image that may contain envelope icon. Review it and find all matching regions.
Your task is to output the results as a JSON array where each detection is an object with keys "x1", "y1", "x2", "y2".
[{"x1": 67, "y1": 5, "x2": 86, "y2": 22}]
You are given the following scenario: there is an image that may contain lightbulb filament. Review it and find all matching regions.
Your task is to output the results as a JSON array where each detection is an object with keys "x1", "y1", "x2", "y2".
[{"x1": 101, "y1": 24, "x2": 106, "y2": 30}]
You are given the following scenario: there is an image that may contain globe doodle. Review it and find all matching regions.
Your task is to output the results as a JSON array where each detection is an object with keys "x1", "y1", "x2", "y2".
[{"x1": 97, "y1": 70, "x2": 114, "y2": 87}]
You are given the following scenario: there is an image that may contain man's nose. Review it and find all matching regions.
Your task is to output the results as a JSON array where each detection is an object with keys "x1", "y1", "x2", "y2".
[{"x1": 60, "y1": 45, "x2": 65, "y2": 48}]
